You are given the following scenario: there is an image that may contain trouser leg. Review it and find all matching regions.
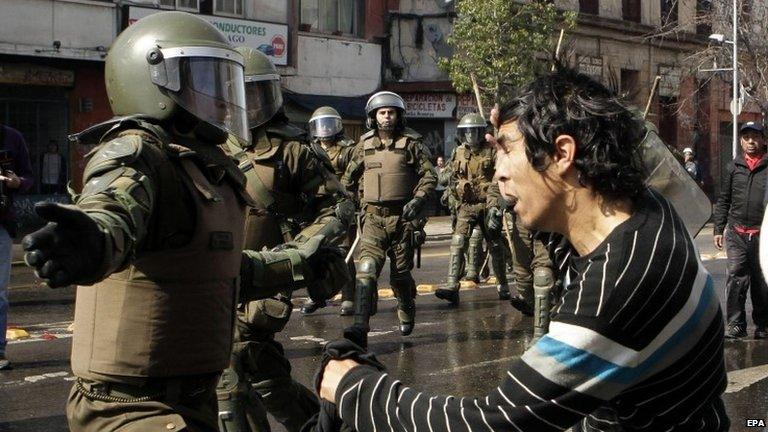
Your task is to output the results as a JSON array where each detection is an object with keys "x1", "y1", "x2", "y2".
[
  {"x1": 464, "y1": 227, "x2": 483, "y2": 282},
  {"x1": 725, "y1": 229, "x2": 750, "y2": 329},
  {"x1": 748, "y1": 233, "x2": 768, "y2": 328}
]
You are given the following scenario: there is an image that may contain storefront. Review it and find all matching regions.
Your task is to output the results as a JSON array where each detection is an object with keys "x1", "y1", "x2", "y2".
[{"x1": 401, "y1": 92, "x2": 457, "y2": 159}]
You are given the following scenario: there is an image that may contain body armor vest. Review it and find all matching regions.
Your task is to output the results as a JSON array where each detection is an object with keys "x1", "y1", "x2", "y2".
[
  {"x1": 71, "y1": 131, "x2": 247, "y2": 381},
  {"x1": 453, "y1": 144, "x2": 495, "y2": 204},
  {"x1": 322, "y1": 138, "x2": 354, "y2": 178},
  {"x1": 238, "y1": 127, "x2": 306, "y2": 250},
  {"x1": 362, "y1": 134, "x2": 417, "y2": 204}
]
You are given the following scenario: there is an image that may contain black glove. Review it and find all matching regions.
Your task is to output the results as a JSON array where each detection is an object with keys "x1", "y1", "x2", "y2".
[
  {"x1": 22, "y1": 202, "x2": 105, "y2": 288},
  {"x1": 486, "y1": 206, "x2": 503, "y2": 232},
  {"x1": 402, "y1": 197, "x2": 425, "y2": 221},
  {"x1": 305, "y1": 244, "x2": 352, "y2": 302}
]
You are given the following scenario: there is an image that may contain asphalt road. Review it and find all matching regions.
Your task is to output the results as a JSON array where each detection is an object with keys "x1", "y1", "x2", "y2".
[{"x1": 2, "y1": 240, "x2": 768, "y2": 432}]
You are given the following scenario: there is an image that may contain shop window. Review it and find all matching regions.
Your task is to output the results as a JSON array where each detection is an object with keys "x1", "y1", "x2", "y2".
[
  {"x1": 620, "y1": 68, "x2": 641, "y2": 105},
  {"x1": 659, "y1": 96, "x2": 678, "y2": 148},
  {"x1": 696, "y1": 0, "x2": 712, "y2": 35},
  {"x1": 623, "y1": 0, "x2": 641, "y2": 22},
  {"x1": 159, "y1": 0, "x2": 200, "y2": 11},
  {"x1": 579, "y1": 0, "x2": 599, "y2": 15},
  {"x1": 300, "y1": 0, "x2": 365, "y2": 37},
  {"x1": 660, "y1": 0, "x2": 677, "y2": 26},
  {"x1": 215, "y1": 0, "x2": 243, "y2": 16}
]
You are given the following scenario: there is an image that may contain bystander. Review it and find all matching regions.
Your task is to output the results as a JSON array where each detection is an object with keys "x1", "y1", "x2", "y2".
[
  {"x1": 40, "y1": 140, "x2": 66, "y2": 194},
  {"x1": 0, "y1": 123, "x2": 34, "y2": 370},
  {"x1": 682, "y1": 147, "x2": 703, "y2": 186},
  {"x1": 713, "y1": 121, "x2": 768, "y2": 339}
]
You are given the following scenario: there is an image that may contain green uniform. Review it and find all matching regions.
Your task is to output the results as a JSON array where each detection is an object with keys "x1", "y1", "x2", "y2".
[
  {"x1": 441, "y1": 143, "x2": 508, "y2": 296},
  {"x1": 320, "y1": 137, "x2": 358, "y2": 308},
  {"x1": 221, "y1": 118, "x2": 348, "y2": 432},
  {"x1": 66, "y1": 118, "x2": 250, "y2": 432},
  {"x1": 341, "y1": 127, "x2": 436, "y2": 331},
  {"x1": 509, "y1": 212, "x2": 553, "y2": 308}
]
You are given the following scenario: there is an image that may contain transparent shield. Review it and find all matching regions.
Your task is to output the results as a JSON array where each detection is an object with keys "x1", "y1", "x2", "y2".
[
  {"x1": 309, "y1": 116, "x2": 343, "y2": 139},
  {"x1": 166, "y1": 57, "x2": 249, "y2": 145},
  {"x1": 245, "y1": 79, "x2": 283, "y2": 128},
  {"x1": 640, "y1": 128, "x2": 712, "y2": 237}
]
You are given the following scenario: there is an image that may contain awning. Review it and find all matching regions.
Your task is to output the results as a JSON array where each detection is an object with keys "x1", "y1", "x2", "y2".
[{"x1": 283, "y1": 91, "x2": 370, "y2": 120}]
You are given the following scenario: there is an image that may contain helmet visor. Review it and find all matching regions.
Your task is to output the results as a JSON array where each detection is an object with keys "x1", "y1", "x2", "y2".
[
  {"x1": 168, "y1": 57, "x2": 249, "y2": 145},
  {"x1": 244, "y1": 77, "x2": 283, "y2": 128},
  {"x1": 309, "y1": 115, "x2": 343, "y2": 139}
]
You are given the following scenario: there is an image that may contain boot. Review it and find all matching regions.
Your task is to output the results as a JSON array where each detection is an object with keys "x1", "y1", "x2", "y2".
[
  {"x1": 397, "y1": 299, "x2": 416, "y2": 336},
  {"x1": 440, "y1": 234, "x2": 465, "y2": 306},
  {"x1": 300, "y1": 299, "x2": 326, "y2": 315},
  {"x1": 497, "y1": 283, "x2": 511, "y2": 300},
  {"x1": 339, "y1": 301, "x2": 354, "y2": 316}
]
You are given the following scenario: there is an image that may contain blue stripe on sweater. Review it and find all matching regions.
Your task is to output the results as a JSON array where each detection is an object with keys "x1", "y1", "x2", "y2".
[{"x1": 535, "y1": 275, "x2": 715, "y2": 385}]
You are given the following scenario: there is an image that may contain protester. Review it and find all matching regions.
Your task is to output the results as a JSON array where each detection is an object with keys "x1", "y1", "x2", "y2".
[
  {"x1": 319, "y1": 65, "x2": 729, "y2": 431},
  {"x1": 0, "y1": 123, "x2": 34, "y2": 370},
  {"x1": 713, "y1": 121, "x2": 768, "y2": 339}
]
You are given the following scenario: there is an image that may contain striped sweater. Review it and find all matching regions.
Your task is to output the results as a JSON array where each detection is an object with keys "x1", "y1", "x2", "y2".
[{"x1": 334, "y1": 189, "x2": 729, "y2": 431}]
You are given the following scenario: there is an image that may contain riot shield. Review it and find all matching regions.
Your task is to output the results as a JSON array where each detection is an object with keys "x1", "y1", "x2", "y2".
[{"x1": 639, "y1": 123, "x2": 712, "y2": 238}]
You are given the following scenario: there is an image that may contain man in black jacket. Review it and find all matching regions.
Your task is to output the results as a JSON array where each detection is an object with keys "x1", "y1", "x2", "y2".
[{"x1": 713, "y1": 121, "x2": 768, "y2": 339}]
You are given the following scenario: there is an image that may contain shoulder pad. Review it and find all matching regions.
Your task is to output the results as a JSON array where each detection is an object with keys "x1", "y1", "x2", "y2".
[
  {"x1": 266, "y1": 122, "x2": 308, "y2": 142},
  {"x1": 70, "y1": 115, "x2": 164, "y2": 146},
  {"x1": 402, "y1": 128, "x2": 422, "y2": 140},
  {"x1": 360, "y1": 130, "x2": 376, "y2": 140},
  {"x1": 84, "y1": 134, "x2": 143, "y2": 180},
  {"x1": 339, "y1": 138, "x2": 356, "y2": 147}
]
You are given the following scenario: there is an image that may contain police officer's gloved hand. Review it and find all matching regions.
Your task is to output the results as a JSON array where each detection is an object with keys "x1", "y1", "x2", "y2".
[
  {"x1": 22, "y1": 202, "x2": 105, "y2": 288},
  {"x1": 486, "y1": 206, "x2": 503, "y2": 232},
  {"x1": 334, "y1": 198, "x2": 356, "y2": 227},
  {"x1": 402, "y1": 197, "x2": 425, "y2": 221}
]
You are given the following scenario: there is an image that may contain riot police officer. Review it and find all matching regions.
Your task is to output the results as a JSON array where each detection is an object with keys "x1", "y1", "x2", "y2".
[
  {"x1": 216, "y1": 47, "x2": 352, "y2": 432},
  {"x1": 436, "y1": 112, "x2": 509, "y2": 305},
  {"x1": 22, "y1": 12, "x2": 253, "y2": 431},
  {"x1": 301, "y1": 106, "x2": 358, "y2": 316},
  {"x1": 341, "y1": 91, "x2": 436, "y2": 337}
]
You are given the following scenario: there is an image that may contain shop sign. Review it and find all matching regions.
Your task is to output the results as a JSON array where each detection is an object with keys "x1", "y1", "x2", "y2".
[
  {"x1": 402, "y1": 93, "x2": 457, "y2": 118},
  {"x1": 658, "y1": 65, "x2": 681, "y2": 97},
  {"x1": 456, "y1": 93, "x2": 479, "y2": 119},
  {"x1": 128, "y1": 7, "x2": 288, "y2": 66},
  {"x1": 578, "y1": 55, "x2": 603, "y2": 82},
  {"x1": 0, "y1": 63, "x2": 74, "y2": 87}
]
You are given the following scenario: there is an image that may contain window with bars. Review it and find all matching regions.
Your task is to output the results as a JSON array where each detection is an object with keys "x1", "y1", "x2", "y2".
[
  {"x1": 215, "y1": 0, "x2": 244, "y2": 16},
  {"x1": 300, "y1": 0, "x2": 365, "y2": 37},
  {"x1": 159, "y1": 0, "x2": 199, "y2": 11},
  {"x1": 579, "y1": 0, "x2": 599, "y2": 15},
  {"x1": 623, "y1": 0, "x2": 641, "y2": 22},
  {"x1": 660, "y1": 0, "x2": 678, "y2": 26}
]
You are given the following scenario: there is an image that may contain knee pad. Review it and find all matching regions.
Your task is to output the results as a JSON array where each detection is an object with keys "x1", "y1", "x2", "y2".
[
  {"x1": 242, "y1": 297, "x2": 293, "y2": 334},
  {"x1": 450, "y1": 233, "x2": 467, "y2": 250},
  {"x1": 357, "y1": 257, "x2": 376, "y2": 278}
]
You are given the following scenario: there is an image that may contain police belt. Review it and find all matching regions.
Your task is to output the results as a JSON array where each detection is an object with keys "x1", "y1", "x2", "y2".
[
  {"x1": 75, "y1": 374, "x2": 218, "y2": 403},
  {"x1": 364, "y1": 203, "x2": 406, "y2": 217}
]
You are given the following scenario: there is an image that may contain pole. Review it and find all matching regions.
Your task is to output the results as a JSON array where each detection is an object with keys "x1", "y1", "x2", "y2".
[
  {"x1": 644, "y1": 76, "x2": 662, "y2": 118},
  {"x1": 551, "y1": 29, "x2": 565, "y2": 72},
  {"x1": 732, "y1": 0, "x2": 739, "y2": 160},
  {"x1": 470, "y1": 73, "x2": 485, "y2": 119}
]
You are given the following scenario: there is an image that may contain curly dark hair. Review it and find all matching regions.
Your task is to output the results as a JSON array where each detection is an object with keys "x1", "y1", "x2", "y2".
[{"x1": 498, "y1": 63, "x2": 647, "y2": 202}]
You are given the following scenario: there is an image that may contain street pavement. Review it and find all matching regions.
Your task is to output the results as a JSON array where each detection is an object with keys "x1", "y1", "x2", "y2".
[{"x1": 2, "y1": 218, "x2": 768, "y2": 431}]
